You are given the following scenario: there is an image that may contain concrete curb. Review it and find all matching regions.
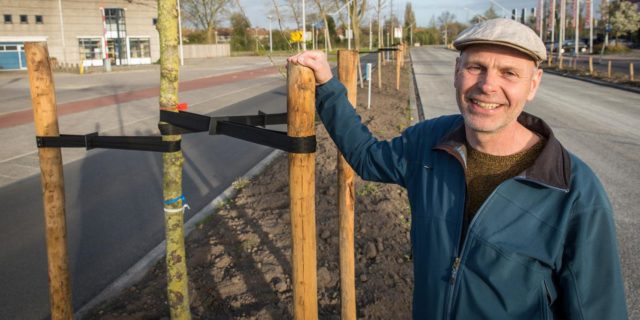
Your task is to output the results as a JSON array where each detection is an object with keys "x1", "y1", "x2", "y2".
[
  {"x1": 408, "y1": 49, "x2": 425, "y2": 123},
  {"x1": 75, "y1": 149, "x2": 284, "y2": 318},
  {"x1": 542, "y1": 68, "x2": 640, "y2": 95}
]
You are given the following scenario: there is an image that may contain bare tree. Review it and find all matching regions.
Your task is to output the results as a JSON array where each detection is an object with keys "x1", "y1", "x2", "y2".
[
  {"x1": 314, "y1": 0, "x2": 338, "y2": 51},
  {"x1": 181, "y1": 0, "x2": 232, "y2": 43},
  {"x1": 438, "y1": 11, "x2": 455, "y2": 45}
]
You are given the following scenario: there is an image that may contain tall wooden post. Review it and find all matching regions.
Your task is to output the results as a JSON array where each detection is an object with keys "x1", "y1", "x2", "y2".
[
  {"x1": 337, "y1": 50, "x2": 358, "y2": 320},
  {"x1": 377, "y1": 51, "x2": 382, "y2": 89},
  {"x1": 25, "y1": 42, "x2": 73, "y2": 320},
  {"x1": 158, "y1": 0, "x2": 191, "y2": 318},
  {"x1": 630, "y1": 63, "x2": 635, "y2": 81},
  {"x1": 608, "y1": 60, "x2": 612, "y2": 78},
  {"x1": 589, "y1": 56, "x2": 593, "y2": 75},
  {"x1": 287, "y1": 64, "x2": 318, "y2": 320},
  {"x1": 559, "y1": 55, "x2": 564, "y2": 70},
  {"x1": 396, "y1": 46, "x2": 401, "y2": 91}
]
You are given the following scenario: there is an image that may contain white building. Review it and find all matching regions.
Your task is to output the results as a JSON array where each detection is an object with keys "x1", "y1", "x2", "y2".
[{"x1": 0, "y1": 0, "x2": 160, "y2": 70}]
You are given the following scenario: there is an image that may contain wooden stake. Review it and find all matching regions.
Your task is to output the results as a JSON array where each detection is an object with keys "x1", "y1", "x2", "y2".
[
  {"x1": 589, "y1": 56, "x2": 593, "y2": 75},
  {"x1": 337, "y1": 50, "x2": 357, "y2": 320},
  {"x1": 25, "y1": 42, "x2": 73, "y2": 320},
  {"x1": 630, "y1": 63, "x2": 635, "y2": 81},
  {"x1": 357, "y1": 54, "x2": 364, "y2": 89},
  {"x1": 396, "y1": 46, "x2": 401, "y2": 91},
  {"x1": 573, "y1": 57, "x2": 577, "y2": 70},
  {"x1": 559, "y1": 55, "x2": 564, "y2": 70},
  {"x1": 287, "y1": 64, "x2": 318, "y2": 320},
  {"x1": 377, "y1": 51, "x2": 382, "y2": 89},
  {"x1": 608, "y1": 60, "x2": 612, "y2": 78}
]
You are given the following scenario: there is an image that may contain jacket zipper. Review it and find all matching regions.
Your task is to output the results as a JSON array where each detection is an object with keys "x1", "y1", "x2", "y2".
[{"x1": 444, "y1": 185, "x2": 501, "y2": 319}]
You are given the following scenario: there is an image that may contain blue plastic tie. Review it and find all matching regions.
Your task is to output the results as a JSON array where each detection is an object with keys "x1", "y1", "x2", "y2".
[{"x1": 164, "y1": 195, "x2": 186, "y2": 205}]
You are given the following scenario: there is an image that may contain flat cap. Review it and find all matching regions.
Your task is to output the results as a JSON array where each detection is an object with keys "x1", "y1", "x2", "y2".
[{"x1": 453, "y1": 18, "x2": 547, "y2": 62}]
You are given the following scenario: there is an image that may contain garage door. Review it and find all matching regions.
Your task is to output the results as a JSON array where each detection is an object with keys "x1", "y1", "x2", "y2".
[{"x1": 0, "y1": 43, "x2": 26, "y2": 70}]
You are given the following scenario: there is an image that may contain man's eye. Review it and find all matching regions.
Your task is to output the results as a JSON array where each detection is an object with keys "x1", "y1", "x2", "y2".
[
  {"x1": 466, "y1": 66, "x2": 482, "y2": 74},
  {"x1": 503, "y1": 71, "x2": 518, "y2": 78}
]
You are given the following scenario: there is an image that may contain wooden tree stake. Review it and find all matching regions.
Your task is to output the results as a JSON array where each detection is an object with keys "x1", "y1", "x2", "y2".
[
  {"x1": 377, "y1": 51, "x2": 382, "y2": 89},
  {"x1": 608, "y1": 60, "x2": 612, "y2": 78},
  {"x1": 589, "y1": 56, "x2": 593, "y2": 75},
  {"x1": 26, "y1": 41, "x2": 73, "y2": 320},
  {"x1": 287, "y1": 64, "x2": 318, "y2": 320},
  {"x1": 396, "y1": 45, "x2": 401, "y2": 90},
  {"x1": 337, "y1": 50, "x2": 358, "y2": 320},
  {"x1": 630, "y1": 63, "x2": 635, "y2": 81}
]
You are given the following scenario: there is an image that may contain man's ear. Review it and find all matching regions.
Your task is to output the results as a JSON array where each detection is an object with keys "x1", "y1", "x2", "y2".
[
  {"x1": 526, "y1": 67, "x2": 544, "y2": 101},
  {"x1": 454, "y1": 57, "x2": 461, "y2": 86}
]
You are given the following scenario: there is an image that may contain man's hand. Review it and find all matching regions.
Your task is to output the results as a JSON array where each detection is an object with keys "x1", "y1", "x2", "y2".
[{"x1": 287, "y1": 51, "x2": 333, "y2": 85}]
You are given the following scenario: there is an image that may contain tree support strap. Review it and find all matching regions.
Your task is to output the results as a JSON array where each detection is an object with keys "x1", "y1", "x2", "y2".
[
  {"x1": 159, "y1": 110, "x2": 316, "y2": 154},
  {"x1": 36, "y1": 133, "x2": 180, "y2": 152},
  {"x1": 378, "y1": 47, "x2": 399, "y2": 52}
]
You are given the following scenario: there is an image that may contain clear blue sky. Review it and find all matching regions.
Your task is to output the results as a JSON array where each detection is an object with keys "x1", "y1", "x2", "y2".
[{"x1": 239, "y1": 0, "x2": 603, "y2": 29}]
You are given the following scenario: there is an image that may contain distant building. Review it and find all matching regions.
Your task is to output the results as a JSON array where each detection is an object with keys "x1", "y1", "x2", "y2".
[{"x1": 0, "y1": 0, "x2": 159, "y2": 70}]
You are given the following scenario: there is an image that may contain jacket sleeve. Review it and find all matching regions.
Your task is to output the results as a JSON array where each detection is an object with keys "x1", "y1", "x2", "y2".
[
  {"x1": 556, "y1": 180, "x2": 628, "y2": 319},
  {"x1": 315, "y1": 77, "x2": 408, "y2": 187}
]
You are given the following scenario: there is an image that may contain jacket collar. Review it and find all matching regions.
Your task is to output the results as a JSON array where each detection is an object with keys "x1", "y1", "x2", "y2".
[{"x1": 434, "y1": 112, "x2": 571, "y2": 191}]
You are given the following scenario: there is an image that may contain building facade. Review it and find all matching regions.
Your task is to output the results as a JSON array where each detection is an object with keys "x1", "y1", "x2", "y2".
[{"x1": 0, "y1": 0, "x2": 159, "y2": 70}]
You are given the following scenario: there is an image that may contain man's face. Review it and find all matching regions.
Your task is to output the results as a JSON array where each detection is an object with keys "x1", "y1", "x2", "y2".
[{"x1": 454, "y1": 44, "x2": 543, "y2": 135}]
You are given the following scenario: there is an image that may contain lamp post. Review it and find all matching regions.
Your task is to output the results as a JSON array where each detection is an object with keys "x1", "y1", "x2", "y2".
[
  {"x1": 268, "y1": 15, "x2": 273, "y2": 54},
  {"x1": 177, "y1": 0, "x2": 184, "y2": 66}
]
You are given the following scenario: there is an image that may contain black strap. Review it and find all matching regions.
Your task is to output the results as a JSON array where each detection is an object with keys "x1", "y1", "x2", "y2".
[
  {"x1": 36, "y1": 133, "x2": 180, "y2": 153},
  {"x1": 159, "y1": 110, "x2": 316, "y2": 153},
  {"x1": 378, "y1": 47, "x2": 399, "y2": 52}
]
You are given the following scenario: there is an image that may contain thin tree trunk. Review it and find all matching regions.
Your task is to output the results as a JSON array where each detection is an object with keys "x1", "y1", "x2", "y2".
[{"x1": 158, "y1": 0, "x2": 191, "y2": 319}]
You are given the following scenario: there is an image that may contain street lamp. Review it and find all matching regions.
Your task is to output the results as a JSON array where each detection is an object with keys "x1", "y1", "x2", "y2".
[{"x1": 268, "y1": 15, "x2": 273, "y2": 54}]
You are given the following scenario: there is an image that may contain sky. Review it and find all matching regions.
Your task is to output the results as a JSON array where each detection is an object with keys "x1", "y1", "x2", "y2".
[{"x1": 238, "y1": 0, "x2": 604, "y2": 29}]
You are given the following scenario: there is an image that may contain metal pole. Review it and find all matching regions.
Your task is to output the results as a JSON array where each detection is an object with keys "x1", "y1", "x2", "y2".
[
  {"x1": 589, "y1": 0, "x2": 593, "y2": 53},
  {"x1": 560, "y1": 0, "x2": 566, "y2": 59},
  {"x1": 367, "y1": 62, "x2": 372, "y2": 109},
  {"x1": 57, "y1": 0, "x2": 67, "y2": 63},
  {"x1": 550, "y1": 0, "x2": 556, "y2": 53},
  {"x1": 574, "y1": 0, "x2": 579, "y2": 56},
  {"x1": 269, "y1": 16, "x2": 273, "y2": 54},
  {"x1": 302, "y1": 0, "x2": 306, "y2": 51},
  {"x1": 347, "y1": 1, "x2": 352, "y2": 50},
  {"x1": 178, "y1": 0, "x2": 184, "y2": 66}
]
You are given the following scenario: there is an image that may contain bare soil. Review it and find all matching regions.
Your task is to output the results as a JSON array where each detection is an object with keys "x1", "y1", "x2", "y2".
[{"x1": 85, "y1": 61, "x2": 414, "y2": 320}]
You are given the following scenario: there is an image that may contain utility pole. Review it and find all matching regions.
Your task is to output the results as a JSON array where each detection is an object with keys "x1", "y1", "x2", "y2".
[{"x1": 574, "y1": 0, "x2": 579, "y2": 56}]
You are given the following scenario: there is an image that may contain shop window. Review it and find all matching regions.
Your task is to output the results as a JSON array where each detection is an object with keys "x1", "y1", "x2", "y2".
[
  {"x1": 20, "y1": 15, "x2": 28, "y2": 24},
  {"x1": 35, "y1": 15, "x2": 43, "y2": 24},
  {"x1": 78, "y1": 38, "x2": 102, "y2": 60},
  {"x1": 129, "y1": 38, "x2": 151, "y2": 58},
  {"x1": 3, "y1": 14, "x2": 12, "y2": 24}
]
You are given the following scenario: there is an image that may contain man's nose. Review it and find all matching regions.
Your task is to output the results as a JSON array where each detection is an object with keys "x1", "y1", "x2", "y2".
[{"x1": 478, "y1": 71, "x2": 498, "y2": 93}]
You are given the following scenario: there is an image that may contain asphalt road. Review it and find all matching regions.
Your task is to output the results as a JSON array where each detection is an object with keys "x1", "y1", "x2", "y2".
[
  {"x1": 0, "y1": 58, "x2": 288, "y2": 319},
  {"x1": 412, "y1": 46, "x2": 640, "y2": 319}
]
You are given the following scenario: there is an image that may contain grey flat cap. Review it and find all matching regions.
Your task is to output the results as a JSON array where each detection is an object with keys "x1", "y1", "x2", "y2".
[{"x1": 453, "y1": 18, "x2": 547, "y2": 62}]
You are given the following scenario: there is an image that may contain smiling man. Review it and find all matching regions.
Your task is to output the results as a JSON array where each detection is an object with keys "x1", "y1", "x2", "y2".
[{"x1": 288, "y1": 18, "x2": 627, "y2": 319}]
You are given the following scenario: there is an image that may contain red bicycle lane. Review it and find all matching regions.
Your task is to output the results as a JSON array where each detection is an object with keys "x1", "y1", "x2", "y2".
[{"x1": 0, "y1": 65, "x2": 280, "y2": 129}]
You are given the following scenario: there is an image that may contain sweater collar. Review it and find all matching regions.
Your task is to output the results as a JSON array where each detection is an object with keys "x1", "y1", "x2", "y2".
[{"x1": 434, "y1": 112, "x2": 571, "y2": 191}]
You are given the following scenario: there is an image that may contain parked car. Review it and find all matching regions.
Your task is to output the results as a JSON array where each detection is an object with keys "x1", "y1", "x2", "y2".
[
  {"x1": 545, "y1": 41, "x2": 560, "y2": 52},
  {"x1": 559, "y1": 40, "x2": 588, "y2": 53}
]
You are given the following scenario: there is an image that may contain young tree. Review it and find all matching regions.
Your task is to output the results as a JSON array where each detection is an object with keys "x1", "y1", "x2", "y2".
[
  {"x1": 438, "y1": 11, "x2": 455, "y2": 45},
  {"x1": 403, "y1": 2, "x2": 416, "y2": 44},
  {"x1": 230, "y1": 12, "x2": 252, "y2": 51},
  {"x1": 181, "y1": 0, "x2": 232, "y2": 43},
  {"x1": 608, "y1": 0, "x2": 640, "y2": 42}
]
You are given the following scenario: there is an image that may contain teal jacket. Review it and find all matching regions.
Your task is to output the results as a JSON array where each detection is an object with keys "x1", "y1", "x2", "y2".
[{"x1": 316, "y1": 78, "x2": 628, "y2": 319}]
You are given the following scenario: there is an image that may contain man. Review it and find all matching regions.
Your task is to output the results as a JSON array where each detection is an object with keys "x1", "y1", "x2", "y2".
[{"x1": 288, "y1": 18, "x2": 627, "y2": 319}]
